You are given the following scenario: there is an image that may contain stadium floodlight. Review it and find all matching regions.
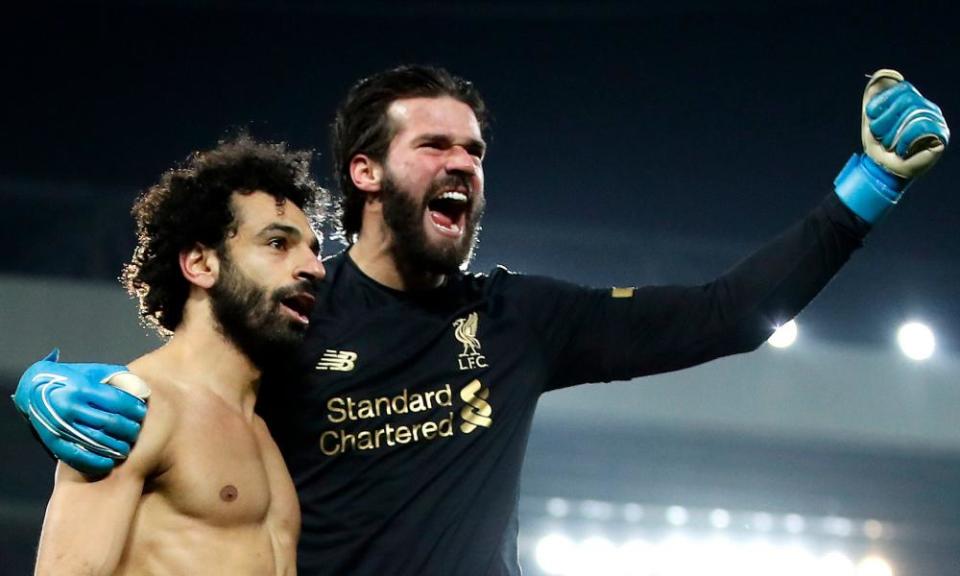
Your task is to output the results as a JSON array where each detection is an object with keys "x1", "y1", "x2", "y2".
[
  {"x1": 573, "y1": 536, "x2": 617, "y2": 576},
  {"x1": 784, "y1": 513, "x2": 806, "y2": 534},
  {"x1": 617, "y1": 538, "x2": 656, "y2": 576},
  {"x1": 665, "y1": 505, "x2": 690, "y2": 526},
  {"x1": 767, "y1": 319, "x2": 798, "y2": 348},
  {"x1": 535, "y1": 533, "x2": 575, "y2": 575},
  {"x1": 857, "y1": 556, "x2": 893, "y2": 576},
  {"x1": 820, "y1": 551, "x2": 856, "y2": 576},
  {"x1": 709, "y1": 508, "x2": 731, "y2": 529},
  {"x1": 897, "y1": 321, "x2": 935, "y2": 361}
]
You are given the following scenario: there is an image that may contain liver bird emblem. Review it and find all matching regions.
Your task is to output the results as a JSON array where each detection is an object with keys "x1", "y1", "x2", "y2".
[{"x1": 453, "y1": 312, "x2": 482, "y2": 357}]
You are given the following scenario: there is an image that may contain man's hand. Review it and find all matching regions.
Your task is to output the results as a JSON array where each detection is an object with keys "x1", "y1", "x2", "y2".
[
  {"x1": 835, "y1": 69, "x2": 949, "y2": 224},
  {"x1": 12, "y1": 350, "x2": 150, "y2": 476},
  {"x1": 862, "y1": 69, "x2": 949, "y2": 179}
]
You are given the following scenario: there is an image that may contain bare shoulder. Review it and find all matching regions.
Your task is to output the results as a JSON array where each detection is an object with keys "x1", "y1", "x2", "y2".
[{"x1": 119, "y1": 354, "x2": 183, "y2": 478}]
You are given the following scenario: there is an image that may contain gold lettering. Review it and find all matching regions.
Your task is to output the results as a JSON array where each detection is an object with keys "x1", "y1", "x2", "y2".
[
  {"x1": 436, "y1": 384, "x2": 452, "y2": 406},
  {"x1": 383, "y1": 423, "x2": 396, "y2": 446},
  {"x1": 357, "y1": 399, "x2": 375, "y2": 419},
  {"x1": 407, "y1": 393, "x2": 424, "y2": 412},
  {"x1": 409, "y1": 422, "x2": 422, "y2": 442},
  {"x1": 327, "y1": 398, "x2": 346, "y2": 424},
  {"x1": 420, "y1": 420, "x2": 438, "y2": 439},
  {"x1": 345, "y1": 397, "x2": 358, "y2": 420},
  {"x1": 374, "y1": 396, "x2": 391, "y2": 417},
  {"x1": 357, "y1": 430, "x2": 374, "y2": 450},
  {"x1": 319, "y1": 407, "x2": 459, "y2": 458},
  {"x1": 458, "y1": 355, "x2": 489, "y2": 370},
  {"x1": 341, "y1": 429, "x2": 357, "y2": 452},
  {"x1": 391, "y1": 389, "x2": 408, "y2": 414},
  {"x1": 438, "y1": 412, "x2": 454, "y2": 436},
  {"x1": 319, "y1": 431, "x2": 341, "y2": 456}
]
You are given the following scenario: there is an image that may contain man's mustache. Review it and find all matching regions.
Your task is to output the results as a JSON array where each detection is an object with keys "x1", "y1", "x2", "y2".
[{"x1": 271, "y1": 279, "x2": 318, "y2": 302}]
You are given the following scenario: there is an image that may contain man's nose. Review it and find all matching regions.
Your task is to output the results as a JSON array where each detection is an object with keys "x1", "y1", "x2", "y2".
[
  {"x1": 445, "y1": 146, "x2": 478, "y2": 175},
  {"x1": 296, "y1": 255, "x2": 326, "y2": 284}
]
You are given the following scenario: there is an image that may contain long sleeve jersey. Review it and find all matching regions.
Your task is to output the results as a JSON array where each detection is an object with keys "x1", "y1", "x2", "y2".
[{"x1": 258, "y1": 192, "x2": 870, "y2": 575}]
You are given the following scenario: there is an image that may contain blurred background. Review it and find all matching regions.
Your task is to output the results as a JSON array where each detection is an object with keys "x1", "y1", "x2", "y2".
[{"x1": 2, "y1": 1, "x2": 958, "y2": 574}]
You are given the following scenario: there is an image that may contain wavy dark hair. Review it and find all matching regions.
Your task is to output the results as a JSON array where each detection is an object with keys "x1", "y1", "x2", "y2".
[
  {"x1": 331, "y1": 64, "x2": 489, "y2": 242},
  {"x1": 122, "y1": 135, "x2": 327, "y2": 336}
]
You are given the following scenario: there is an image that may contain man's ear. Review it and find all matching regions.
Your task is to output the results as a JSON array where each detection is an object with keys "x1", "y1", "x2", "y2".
[
  {"x1": 179, "y1": 243, "x2": 219, "y2": 289},
  {"x1": 350, "y1": 154, "x2": 384, "y2": 195}
]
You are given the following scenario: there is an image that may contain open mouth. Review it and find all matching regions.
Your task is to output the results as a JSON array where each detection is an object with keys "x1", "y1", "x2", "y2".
[
  {"x1": 427, "y1": 190, "x2": 470, "y2": 238},
  {"x1": 279, "y1": 292, "x2": 316, "y2": 325}
]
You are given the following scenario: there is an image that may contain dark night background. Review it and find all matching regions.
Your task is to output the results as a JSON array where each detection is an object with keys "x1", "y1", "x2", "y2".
[{"x1": 1, "y1": 1, "x2": 958, "y2": 575}]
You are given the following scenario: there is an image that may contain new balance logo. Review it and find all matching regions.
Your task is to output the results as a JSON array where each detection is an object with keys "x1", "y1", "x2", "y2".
[{"x1": 316, "y1": 350, "x2": 358, "y2": 372}]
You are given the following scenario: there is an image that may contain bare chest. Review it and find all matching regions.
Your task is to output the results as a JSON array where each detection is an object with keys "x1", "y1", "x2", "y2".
[{"x1": 148, "y1": 405, "x2": 296, "y2": 529}]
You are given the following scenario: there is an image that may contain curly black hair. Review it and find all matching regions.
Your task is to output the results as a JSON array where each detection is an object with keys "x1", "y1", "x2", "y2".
[
  {"x1": 331, "y1": 64, "x2": 489, "y2": 242},
  {"x1": 122, "y1": 135, "x2": 327, "y2": 336}
]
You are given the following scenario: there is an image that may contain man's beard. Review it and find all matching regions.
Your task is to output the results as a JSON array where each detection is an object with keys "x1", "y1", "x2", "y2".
[
  {"x1": 380, "y1": 171, "x2": 484, "y2": 277},
  {"x1": 209, "y1": 252, "x2": 312, "y2": 371}
]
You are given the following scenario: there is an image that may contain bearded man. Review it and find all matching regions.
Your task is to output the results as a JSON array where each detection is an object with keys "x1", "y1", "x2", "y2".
[
  {"x1": 14, "y1": 66, "x2": 949, "y2": 575},
  {"x1": 31, "y1": 137, "x2": 325, "y2": 575}
]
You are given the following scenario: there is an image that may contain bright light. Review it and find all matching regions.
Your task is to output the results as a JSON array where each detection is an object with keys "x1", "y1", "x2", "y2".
[
  {"x1": 534, "y1": 530, "x2": 891, "y2": 576},
  {"x1": 857, "y1": 556, "x2": 894, "y2": 576},
  {"x1": 617, "y1": 538, "x2": 656, "y2": 576},
  {"x1": 784, "y1": 514, "x2": 806, "y2": 534},
  {"x1": 535, "y1": 533, "x2": 574, "y2": 575},
  {"x1": 820, "y1": 551, "x2": 856, "y2": 576},
  {"x1": 665, "y1": 506, "x2": 690, "y2": 526},
  {"x1": 768, "y1": 319, "x2": 798, "y2": 348},
  {"x1": 779, "y1": 544, "x2": 817, "y2": 576},
  {"x1": 741, "y1": 540, "x2": 781, "y2": 576},
  {"x1": 897, "y1": 321, "x2": 935, "y2": 360},
  {"x1": 572, "y1": 536, "x2": 617, "y2": 576},
  {"x1": 656, "y1": 535, "x2": 698, "y2": 576},
  {"x1": 709, "y1": 508, "x2": 731, "y2": 529},
  {"x1": 699, "y1": 536, "x2": 739, "y2": 572}
]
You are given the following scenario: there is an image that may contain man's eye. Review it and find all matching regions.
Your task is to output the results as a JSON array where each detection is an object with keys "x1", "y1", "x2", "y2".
[{"x1": 268, "y1": 237, "x2": 288, "y2": 250}]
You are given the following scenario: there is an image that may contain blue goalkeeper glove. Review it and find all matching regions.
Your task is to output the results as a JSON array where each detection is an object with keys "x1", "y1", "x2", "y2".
[
  {"x1": 12, "y1": 350, "x2": 150, "y2": 475},
  {"x1": 835, "y1": 69, "x2": 949, "y2": 224}
]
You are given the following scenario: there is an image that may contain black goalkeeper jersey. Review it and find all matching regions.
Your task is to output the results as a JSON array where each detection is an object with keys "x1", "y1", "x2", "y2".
[{"x1": 259, "y1": 192, "x2": 870, "y2": 575}]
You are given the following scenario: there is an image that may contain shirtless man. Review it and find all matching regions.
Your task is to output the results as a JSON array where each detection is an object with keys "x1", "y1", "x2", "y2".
[
  {"x1": 16, "y1": 67, "x2": 950, "y2": 575},
  {"x1": 33, "y1": 136, "x2": 326, "y2": 575}
]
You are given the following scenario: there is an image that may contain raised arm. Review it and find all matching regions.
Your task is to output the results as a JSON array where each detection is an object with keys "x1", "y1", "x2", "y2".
[{"x1": 523, "y1": 69, "x2": 948, "y2": 389}]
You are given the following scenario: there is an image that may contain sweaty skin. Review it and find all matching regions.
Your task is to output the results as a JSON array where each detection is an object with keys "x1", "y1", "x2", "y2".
[
  {"x1": 35, "y1": 350, "x2": 301, "y2": 576},
  {"x1": 34, "y1": 191, "x2": 321, "y2": 576}
]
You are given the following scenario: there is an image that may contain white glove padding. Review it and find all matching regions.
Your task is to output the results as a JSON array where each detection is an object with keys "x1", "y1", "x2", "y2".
[
  {"x1": 862, "y1": 69, "x2": 949, "y2": 179},
  {"x1": 107, "y1": 372, "x2": 151, "y2": 400}
]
